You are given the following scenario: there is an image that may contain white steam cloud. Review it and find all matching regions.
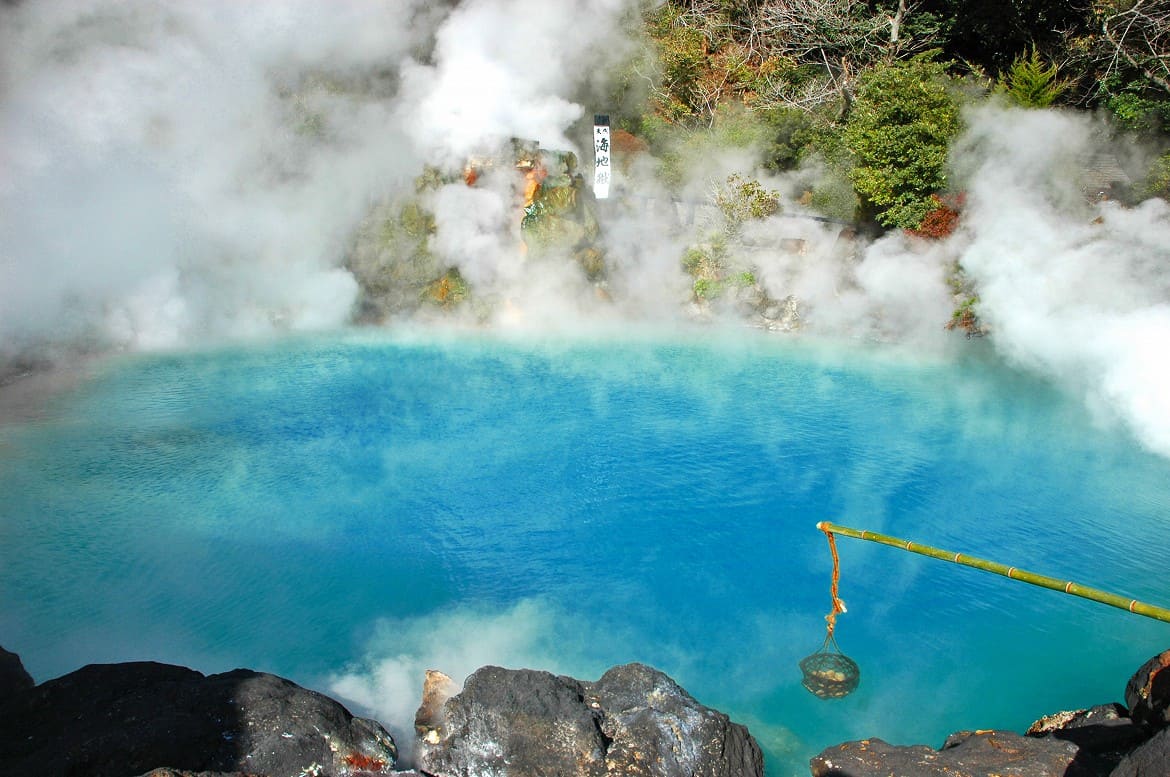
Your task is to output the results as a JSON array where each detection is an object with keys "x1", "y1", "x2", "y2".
[
  {"x1": 326, "y1": 599, "x2": 614, "y2": 763},
  {"x1": 324, "y1": 598, "x2": 817, "y2": 767},
  {"x1": 0, "y1": 0, "x2": 435, "y2": 356},
  {"x1": 949, "y1": 105, "x2": 1170, "y2": 457},
  {"x1": 0, "y1": 0, "x2": 636, "y2": 359},
  {"x1": 3, "y1": 3, "x2": 1170, "y2": 461},
  {"x1": 399, "y1": 0, "x2": 632, "y2": 166}
]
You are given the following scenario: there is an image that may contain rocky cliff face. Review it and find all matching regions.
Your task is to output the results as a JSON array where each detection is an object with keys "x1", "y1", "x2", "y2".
[{"x1": 344, "y1": 144, "x2": 604, "y2": 326}]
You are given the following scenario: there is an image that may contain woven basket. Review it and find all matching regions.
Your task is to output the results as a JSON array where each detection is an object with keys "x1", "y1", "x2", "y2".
[{"x1": 800, "y1": 649, "x2": 860, "y2": 699}]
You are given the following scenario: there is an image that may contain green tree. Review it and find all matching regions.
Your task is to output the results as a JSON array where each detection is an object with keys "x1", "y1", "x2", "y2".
[
  {"x1": 843, "y1": 54, "x2": 963, "y2": 229},
  {"x1": 999, "y1": 48, "x2": 1069, "y2": 107},
  {"x1": 713, "y1": 173, "x2": 781, "y2": 229},
  {"x1": 645, "y1": 3, "x2": 712, "y2": 122},
  {"x1": 1140, "y1": 148, "x2": 1170, "y2": 198},
  {"x1": 1098, "y1": 72, "x2": 1170, "y2": 132}
]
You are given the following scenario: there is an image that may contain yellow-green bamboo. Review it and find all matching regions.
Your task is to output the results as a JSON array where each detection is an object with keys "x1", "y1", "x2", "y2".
[{"x1": 817, "y1": 521, "x2": 1170, "y2": 625}]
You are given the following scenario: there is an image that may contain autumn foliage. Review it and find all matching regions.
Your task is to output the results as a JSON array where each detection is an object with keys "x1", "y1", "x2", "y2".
[{"x1": 906, "y1": 193, "x2": 964, "y2": 239}]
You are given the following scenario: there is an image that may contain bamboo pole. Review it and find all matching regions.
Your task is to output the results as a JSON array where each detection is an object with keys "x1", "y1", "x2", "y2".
[{"x1": 817, "y1": 521, "x2": 1170, "y2": 625}]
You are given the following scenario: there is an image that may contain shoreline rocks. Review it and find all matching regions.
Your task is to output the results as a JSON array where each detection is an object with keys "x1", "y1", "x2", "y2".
[
  {"x1": 0, "y1": 645, "x2": 33, "y2": 697},
  {"x1": 0, "y1": 648, "x2": 760, "y2": 777},
  {"x1": 5, "y1": 644, "x2": 1169, "y2": 777},
  {"x1": 415, "y1": 663, "x2": 764, "y2": 777},
  {"x1": 811, "y1": 648, "x2": 1170, "y2": 777},
  {"x1": 0, "y1": 654, "x2": 399, "y2": 777},
  {"x1": 1125, "y1": 649, "x2": 1170, "y2": 730}
]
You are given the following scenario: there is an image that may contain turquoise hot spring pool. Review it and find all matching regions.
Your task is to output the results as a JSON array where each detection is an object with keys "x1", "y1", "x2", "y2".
[{"x1": 1, "y1": 329, "x2": 1168, "y2": 776}]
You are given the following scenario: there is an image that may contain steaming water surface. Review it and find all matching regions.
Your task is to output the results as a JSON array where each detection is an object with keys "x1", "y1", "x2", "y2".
[{"x1": 2, "y1": 330, "x2": 1169, "y2": 776}]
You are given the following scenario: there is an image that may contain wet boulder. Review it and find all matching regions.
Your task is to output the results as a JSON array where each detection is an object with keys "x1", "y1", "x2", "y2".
[
  {"x1": 1026, "y1": 703, "x2": 1149, "y2": 773},
  {"x1": 1109, "y1": 726, "x2": 1170, "y2": 777},
  {"x1": 136, "y1": 771, "x2": 262, "y2": 777},
  {"x1": 0, "y1": 660, "x2": 398, "y2": 777},
  {"x1": 137, "y1": 772, "x2": 424, "y2": 777},
  {"x1": 810, "y1": 731, "x2": 1083, "y2": 777},
  {"x1": 590, "y1": 662, "x2": 764, "y2": 777},
  {"x1": 1125, "y1": 648, "x2": 1170, "y2": 731},
  {"x1": 416, "y1": 666, "x2": 608, "y2": 777},
  {"x1": 414, "y1": 669, "x2": 457, "y2": 740},
  {"x1": 809, "y1": 649, "x2": 1170, "y2": 777},
  {"x1": 415, "y1": 662, "x2": 763, "y2": 777}
]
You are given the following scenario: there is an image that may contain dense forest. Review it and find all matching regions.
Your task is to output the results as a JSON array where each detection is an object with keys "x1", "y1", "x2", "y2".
[
  {"x1": 5, "y1": 0, "x2": 1170, "y2": 363},
  {"x1": 621, "y1": 0, "x2": 1170, "y2": 226},
  {"x1": 354, "y1": 0, "x2": 1170, "y2": 334},
  {"x1": 478, "y1": 0, "x2": 1161, "y2": 333}
]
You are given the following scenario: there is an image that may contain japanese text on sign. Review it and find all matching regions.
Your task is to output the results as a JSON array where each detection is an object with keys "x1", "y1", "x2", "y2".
[{"x1": 593, "y1": 120, "x2": 611, "y2": 199}]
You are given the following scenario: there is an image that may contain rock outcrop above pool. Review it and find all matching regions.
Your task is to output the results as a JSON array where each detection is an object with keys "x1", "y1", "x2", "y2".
[
  {"x1": 414, "y1": 662, "x2": 764, "y2": 777},
  {"x1": 811, "y1": 647, "x2": 1170, "y2": 777},
  {"x1": 0, "y1": 651, "x2": 399, "y2": 777}
]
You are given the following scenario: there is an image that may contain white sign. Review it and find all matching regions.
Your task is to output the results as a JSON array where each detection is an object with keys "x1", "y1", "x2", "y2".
[{"x1": 593, "y1": 115, "x2": 611, "y2": 200}]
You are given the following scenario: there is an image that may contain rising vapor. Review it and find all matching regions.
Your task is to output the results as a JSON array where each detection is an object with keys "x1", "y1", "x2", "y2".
[
  {"x1": 1, "y1": 0, "x2": 438, "y2": 357},
  {"x1": 2, "y1": 2, "x2": 1170, "y2": 460},
  {"x1": 949, "y1": 105, "x2": 1170, "y2": 458}
]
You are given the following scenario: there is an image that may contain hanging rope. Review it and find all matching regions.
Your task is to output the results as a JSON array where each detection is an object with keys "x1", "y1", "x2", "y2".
[
  {"x1": 800, "y1": 526, "x2": 861, "y2": 698},
  {"x1": 822, "y1": 526, "x2": 847, "y2": 640},
  {"x1": 804, "y1": 518, "x2": 1170, "y2": 700}
]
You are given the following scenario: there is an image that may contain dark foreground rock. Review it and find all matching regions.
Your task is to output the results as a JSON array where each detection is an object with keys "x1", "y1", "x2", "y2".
[
  {"x1": 811, "y1": 731, "x2": 1082, "y2": 777},
  {"x1": 137, "y1": 771, "x2": 425, "y2": 777},
  {"x1": 0, "y1": 654, "x2": 398, "y2": 777},
  {"x1": 136, "y1": 771, "x2": 262, "y2": 777},
  {"x1": 1125, "y1": 649, "x2": 1170, "y2": 731},
  {"x1": 1027, "y1": 703, "x2": 1150, "y2": 773},
  {"x1": 415, "y1": 662, "x2": 764, "y2": 777},
  {"x1": 0, "y1": 645, "x2": 34, "y2": 699},
  {"x1": 1110, "y1": 726, "x2": 1170, "y2": 777},
  {"x1": 812, "y1": 649, "x2": 1170, "y2": 777}
]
